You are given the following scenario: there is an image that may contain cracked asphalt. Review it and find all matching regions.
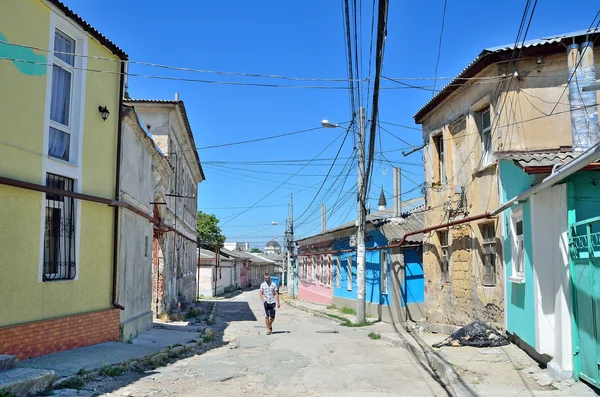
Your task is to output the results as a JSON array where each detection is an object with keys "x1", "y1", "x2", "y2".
[{"x1": 101, "y1": 290, "x2": 449, "y2": 397}]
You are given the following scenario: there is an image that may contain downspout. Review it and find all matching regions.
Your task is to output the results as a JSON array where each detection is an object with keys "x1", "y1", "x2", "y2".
[
  {"x1": 579, "y1": 42, "x2": 600, "y2": 148},
  {"x1": 111, "y1": 61, "x2": 126, "y2": 311}
]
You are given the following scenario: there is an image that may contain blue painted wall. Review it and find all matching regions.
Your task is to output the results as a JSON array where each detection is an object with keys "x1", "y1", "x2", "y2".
[
  {"x1": 403, "y1": 247, "x2": 424, "y2": 306},
  {"x1": 568, "y1": 171, "x2": 600, "y2": 224},
  {"x1": 500, "y1": 160, "x2": 536, "y2": 347},
  {"x1": 333, "y1": 229, "x2": 391, "y2": 306}
]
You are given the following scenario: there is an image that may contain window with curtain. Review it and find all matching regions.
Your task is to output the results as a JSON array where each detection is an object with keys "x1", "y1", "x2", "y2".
[{"x1": 48, "y1": 30, "x2": 75, "y2": 161}]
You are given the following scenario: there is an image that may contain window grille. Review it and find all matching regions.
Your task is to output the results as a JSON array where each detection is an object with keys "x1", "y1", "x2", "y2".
[{"x1": 44, "y1": 173, "x2": 76, "y2": 281}]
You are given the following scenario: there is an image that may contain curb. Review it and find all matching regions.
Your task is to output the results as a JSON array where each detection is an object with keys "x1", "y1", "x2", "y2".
[
  {"x1": 285, "y1": 298, "x2": 476, "y2": 397},
  {"x1": 54, "y1": 302, "x2": 220, "y2": 391}
]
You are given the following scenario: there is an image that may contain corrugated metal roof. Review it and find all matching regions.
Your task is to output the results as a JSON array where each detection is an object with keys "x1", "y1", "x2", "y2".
[
  {"x1": 296, "y1": 196, "x2": 425, "y2": 245},
  {"x1": 377, "y1": 208, "x2": 426, "y2": 244},
  {"x1": 413, "y1": 28, "x2": 600, "y2": 122},
  {"x1": 496, "y1": 151, "x2": 576, "y2": 167},
  {"x1": 124, "y1": 99, "x2": 205, "y2": 181},
  {"x1": 48, "y1": 0, "x2": 127, "y2": 60}
]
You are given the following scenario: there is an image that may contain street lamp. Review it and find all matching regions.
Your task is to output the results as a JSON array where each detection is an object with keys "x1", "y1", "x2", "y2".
[
  {"x1": 321, "y1": 108, "x2": 367, "y2": 323},
  {"x1": 321, "y1": 120, "x2": 341, "y2": 129}
]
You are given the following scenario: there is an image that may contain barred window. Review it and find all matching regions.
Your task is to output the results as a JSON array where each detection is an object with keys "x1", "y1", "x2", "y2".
[{"x1": 44, "y1": 173, "x2": 76, "y2": 281}]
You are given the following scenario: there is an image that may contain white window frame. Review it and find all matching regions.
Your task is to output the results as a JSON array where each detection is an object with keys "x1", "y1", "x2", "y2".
[
  {"x1": 346, "y1": 255, "x2": 353, "y2": 291},
  {"x1": 318, "y1": 255, "x2": 323, "y2": 285},
  {"x1": 380, "y1": 250, "x2": 388, "y2": 295},
  {"x1": 44, "y1": 14, "x2": 87, "y2": 167},
  {"x1": 327, "y1": 254, "x2": 333, "y2": 287},
  {"x1": 509, "y1": 206, "x2": 525, "y2": 283},
  {"x1": 311, "y1": 255, "x2": 316, "y2": 284},
  {"x1": 335, "y1": 256, "x2": 342, "y2": 288}
]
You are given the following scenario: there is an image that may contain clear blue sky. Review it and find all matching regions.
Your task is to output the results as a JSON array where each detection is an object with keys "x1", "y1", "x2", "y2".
[{"x1": 63, "y1": 0, "x2": 598, "y2": 249}]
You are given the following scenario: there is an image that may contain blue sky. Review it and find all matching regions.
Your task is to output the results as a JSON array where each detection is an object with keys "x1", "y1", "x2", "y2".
[{"x1": 62, "y1": 0, "x2": 599, "y2": 249}]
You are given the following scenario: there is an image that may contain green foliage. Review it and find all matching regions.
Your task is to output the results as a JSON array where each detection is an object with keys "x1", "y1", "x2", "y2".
[
  {"x1": 0, "y1": 389, "x2": 16, "y2": 397},
  {"x1": 100, "y1": 365, "x2": 125, "y2": 377},
  {"x1": 197, "y1": 211, "x2": 226, "y2": 249},
  {"x1": 203, "y1": 329, "x2": 215, "y2": 343},
  {"x1": 368, "y1": 332, "x2": 381, "y2": 340},
  {"x1": 56, "y1": 376, "x2": 85, "y2": 390},
  {"x1": 250, "y1": 247, "x2": 263, "y2": 253},
  {"x1": 340, "y1": 306, "x2": 356, "y2": 315},
  {"x1": 326, "y1": 304, "x2": 336, "y2": 310},
  {"x1": 323, "y1": 313, "x2": 373, "y2": 327},
  {"x1": 185, "y1": 306, "x2": 204, "y2": 320}
]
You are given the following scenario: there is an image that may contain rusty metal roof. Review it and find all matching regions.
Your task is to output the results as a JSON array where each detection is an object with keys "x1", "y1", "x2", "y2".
[
  {"x1": 413, "y1": 28, "x2": 600, "y2": 123},
  {"x1": 48, "y1": 0, "x2": 128, "y2": 60}
]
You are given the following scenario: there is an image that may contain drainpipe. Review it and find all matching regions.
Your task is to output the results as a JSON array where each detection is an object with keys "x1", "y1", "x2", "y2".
[
  {"x1": 579, "y1": 42, "x2": 600, "y2": 147},
  {"x1": 568, "y1": 44, "x2": 592, "y2": 151},
  {"x1": 491, "y1": 140, "x2": 600, "y2": 216},
  {"x1": 111, "y1": 61, "x2": 126, "y2": 311}
]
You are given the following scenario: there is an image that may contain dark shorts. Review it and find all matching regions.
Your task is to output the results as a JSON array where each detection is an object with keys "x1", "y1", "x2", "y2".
[{"x1": 264, "y1": 302, "x2": 276, "y2": 319}]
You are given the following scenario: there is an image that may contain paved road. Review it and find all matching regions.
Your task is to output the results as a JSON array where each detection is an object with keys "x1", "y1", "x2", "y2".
[{"x1": 103, "y1": 290, "x2": 449, "y2": 397}]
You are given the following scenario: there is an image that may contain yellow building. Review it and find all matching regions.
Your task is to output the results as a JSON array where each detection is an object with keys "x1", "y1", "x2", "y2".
[{"x1": 0, "y1": 0, "x2": 127, "y2": 359}]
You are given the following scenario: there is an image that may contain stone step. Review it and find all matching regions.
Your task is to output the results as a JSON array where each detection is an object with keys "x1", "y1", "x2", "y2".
[
  {"x1": 0, "y1": 368, "x2": 55, "y2": 397},
  {"x1": 0, "y1": 355, "x2": 17, "y2": 372}
]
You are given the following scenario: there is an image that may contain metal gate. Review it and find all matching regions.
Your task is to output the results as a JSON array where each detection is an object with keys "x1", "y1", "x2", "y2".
[{"x1": 569, "y1": 216, "x2": 600, "y2": 387}]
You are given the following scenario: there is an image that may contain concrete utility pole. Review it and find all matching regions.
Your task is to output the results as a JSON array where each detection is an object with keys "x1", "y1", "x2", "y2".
[
  {"x1": 286, "y1": 193, "x2": 294, "y2": 297},
  {"x1": 321, "y1": 204, "x2": 326, "y2": 233},
  {"x1": 356, "y1": 107, "x2": 367, "y2": 323},
  {"x1": 394, "y1": 167, "x2": 401, "y2": 217}
]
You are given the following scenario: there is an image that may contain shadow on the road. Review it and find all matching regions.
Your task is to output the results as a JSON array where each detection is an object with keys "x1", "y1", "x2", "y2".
[
  {"x1": 61, "y1": 301, "x2": 259, "y2": 396},
  {"x1": 270, "y1": 331, "x2": 291, "y2": 335}
]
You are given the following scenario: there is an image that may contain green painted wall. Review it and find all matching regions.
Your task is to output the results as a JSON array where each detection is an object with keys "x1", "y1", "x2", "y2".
[{"x1": 500, "y1": 160, "x2": 536, "y2": 347}]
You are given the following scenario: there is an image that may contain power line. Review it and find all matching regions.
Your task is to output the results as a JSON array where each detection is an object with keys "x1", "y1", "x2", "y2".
[
  {"x1": 197, "y1": 126, "x2": 325, "y2": 150},
  {"x1": 220, "y1": 130, "x2": 349, "y2": 227},
  {"x1": 432, "y1": 0, "x2": 448, "y2": 95}
]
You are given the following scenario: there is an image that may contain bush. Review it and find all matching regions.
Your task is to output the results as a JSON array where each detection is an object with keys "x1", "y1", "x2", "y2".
[
  {"x1": 368, "y1": 332, "x2": 381, "y2": 340},
  {"x1": 340, "y1": 306, "x2": 356, "y2": 315},
  {"x1": 100, "y1": 365, "x2": 125, "y2": 377}
]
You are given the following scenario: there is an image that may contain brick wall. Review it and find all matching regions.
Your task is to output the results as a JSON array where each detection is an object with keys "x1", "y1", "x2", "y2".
[{"x1": 0, "y1": 309, "x2": 120, "y2": 360}]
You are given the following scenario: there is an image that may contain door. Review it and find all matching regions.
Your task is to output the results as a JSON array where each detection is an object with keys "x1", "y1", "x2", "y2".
[{"x1": 569, "y1": 216, "x2": 600, "y2": 387}]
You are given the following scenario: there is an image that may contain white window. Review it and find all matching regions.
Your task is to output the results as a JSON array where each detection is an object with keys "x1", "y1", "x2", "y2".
[
  {"x1": 380, "y1": 250, "x2": 388, "y2": 294},
  {"x1": 509, "y1": 207, "x2": 525, "y2": 283},
  {"x1": 346, "y1": 255, "x2": 353, "y2": 291},
  {"x1": 438, "y1": 230, "x2": 450, "y2": 282},
  {"x1": 478, "y1": 107, "x2": 492, "y2": 166},
  {"x1": 311, "y1": 255, "x2": 316, "y2": 284},
  {"x1": 336, "y1": 256, "x2": 342, "y2": 288},
  {"x1": 48, "y1": 30, "x2": 76, "y2": 161}
]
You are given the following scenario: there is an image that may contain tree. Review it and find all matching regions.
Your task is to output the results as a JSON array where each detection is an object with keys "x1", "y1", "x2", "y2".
[
  {"x1": 250, "y1": 248, "x2": 263, "y2": 253},
  {"x1": 196, "y1": 210, "x2": 226, "y2": 249}
]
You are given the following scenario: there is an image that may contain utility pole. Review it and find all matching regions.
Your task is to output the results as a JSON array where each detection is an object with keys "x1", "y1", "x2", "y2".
[
  {"x1": 286, "y1": 194, "x2": 294, "y2": 297},
  {"x1": 394, "y1": 167, "x2": 401, "y2": 217},
  {"x1": 321, "y1": 204, "x2": 326, "y2": 233},
  {"x1": 356, "y1": 107, "x2": 367, "y2": 323}
]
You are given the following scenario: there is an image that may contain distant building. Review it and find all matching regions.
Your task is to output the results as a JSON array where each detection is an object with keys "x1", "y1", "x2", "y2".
[
  {"x1": 264, "y1": 239, "x2": 281, "y2": 255},
  {"x1": 224, "y1": 241, "x2": 250, "y2": 252}
]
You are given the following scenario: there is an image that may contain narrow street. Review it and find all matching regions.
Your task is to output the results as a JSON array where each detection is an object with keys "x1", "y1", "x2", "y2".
[{"x1": 101, "y1": 290, "x2": 449, "y2": 397}]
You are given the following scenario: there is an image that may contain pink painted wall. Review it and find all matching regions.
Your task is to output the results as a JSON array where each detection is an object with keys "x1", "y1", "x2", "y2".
[{"x1": 297, "y1": 254, "x2": 334, "y2": 305}]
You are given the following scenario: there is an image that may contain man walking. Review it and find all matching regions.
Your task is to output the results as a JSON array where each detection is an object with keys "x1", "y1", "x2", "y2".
[{"x1": 259, "y1": 273, "x2": 280, "y2": 335}]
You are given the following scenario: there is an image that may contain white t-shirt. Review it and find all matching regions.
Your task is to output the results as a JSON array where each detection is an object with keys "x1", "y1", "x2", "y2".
[{"x1": 260, "y1": 281, "x2": 278, "y2": 304}]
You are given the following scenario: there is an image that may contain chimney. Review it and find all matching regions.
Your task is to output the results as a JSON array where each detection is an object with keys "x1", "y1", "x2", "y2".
[{"x1": 175, "y1": 92, "x2": 180, "y2": 101}]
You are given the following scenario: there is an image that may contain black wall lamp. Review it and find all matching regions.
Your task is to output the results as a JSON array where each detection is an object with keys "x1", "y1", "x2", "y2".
[{"x1": 98, "y1": 105, "x2": 110, "y2": 121}]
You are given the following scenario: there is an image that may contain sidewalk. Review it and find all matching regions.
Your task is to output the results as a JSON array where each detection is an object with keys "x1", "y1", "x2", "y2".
[
  {"x1": 1, "y1": 302, "x2": 219, "y2": 396},
  {"x1": 284, "y1": 297, "x2": 598, "y2": 397}
]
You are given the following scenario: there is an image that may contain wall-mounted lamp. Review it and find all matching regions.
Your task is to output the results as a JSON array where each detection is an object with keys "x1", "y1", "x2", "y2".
[{"x1": 98, "y1": 106, "x2": 110, "y2": 121}]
